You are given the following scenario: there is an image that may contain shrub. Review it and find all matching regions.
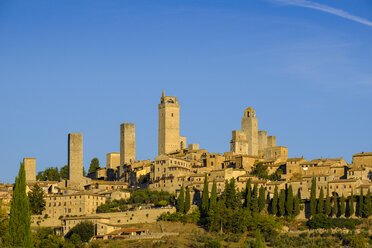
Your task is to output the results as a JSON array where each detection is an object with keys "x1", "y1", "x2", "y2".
[
  {"x1": 65, "y1": 221, "x2": 94, "y2": 243},
  {"x1": 204, "y1": 239, "x2": 222, "y2": 248},
  {"x1": 308, "y1": 214, "x2": 362, "y2": 230},
  {"x1": 307, "y1": 214, "x2": 332, "y2": 229}
]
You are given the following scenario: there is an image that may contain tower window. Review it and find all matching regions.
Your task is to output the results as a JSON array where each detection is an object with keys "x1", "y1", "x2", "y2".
[{"x1": 171, "y1": 113, "x2": 173, "y2": 117}]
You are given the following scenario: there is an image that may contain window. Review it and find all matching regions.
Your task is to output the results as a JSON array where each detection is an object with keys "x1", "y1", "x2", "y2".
[{"x1": 171, "y1": 113, "x2": 173, "y2": 117}]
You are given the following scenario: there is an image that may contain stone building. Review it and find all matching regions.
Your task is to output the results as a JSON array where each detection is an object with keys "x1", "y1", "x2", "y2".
[
  {"x1": 352, "y1": 152, "x2": 372, "y2": 168},
  {"x1": 68, "y1": 133, "x2": 83, "y2": 186},
  {"x1": 158, "y1": 91, "x2": 186, "y2": 155},
  {"x1": 24, "y1": 157, "x2": 36, "y2": 183},
  {"x1": 120, "y1": 123, "x2": 136, "y2": 165},
  {"x1": 43, "y1": 193, "x2": 106, "y2": 218},
  {"x1": 230, "y1": 107, "x2": 287, "y2": 163},
  {"x1": 106, "y1": 152, "x2": 120, "y2": 169}
]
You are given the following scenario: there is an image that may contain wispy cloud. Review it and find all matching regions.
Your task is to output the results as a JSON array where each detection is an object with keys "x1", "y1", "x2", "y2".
[{"x1": 273, "y1": 0, "x2": 372, "y2": 27}]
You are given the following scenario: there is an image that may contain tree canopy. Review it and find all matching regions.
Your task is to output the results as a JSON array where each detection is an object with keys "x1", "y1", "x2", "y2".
[{"x1": 28, "y1": 184, "x2": 46, "y2": 215}]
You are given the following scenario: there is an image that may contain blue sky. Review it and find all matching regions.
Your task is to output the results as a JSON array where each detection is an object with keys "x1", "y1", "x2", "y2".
[{"x1": 0, "y1": 0, "x2": 371, "y2": 183}]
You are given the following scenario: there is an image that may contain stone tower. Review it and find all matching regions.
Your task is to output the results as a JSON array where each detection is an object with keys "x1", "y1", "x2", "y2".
[
  {"x1": 158, "y1": 91, "x2": 180, "y2": 155},
  {"x1": 241, "y1": 107, "x2": 258, "y2": 156},
  {"x1": 120, "y1": 123, "x2": 136, "y2": 165},
  {"x1": 23, "y1": 157, "x2": 36, "y2": 183},
  {"x1": 68, "y1": 133, "x2": 83, "y2": 184}
]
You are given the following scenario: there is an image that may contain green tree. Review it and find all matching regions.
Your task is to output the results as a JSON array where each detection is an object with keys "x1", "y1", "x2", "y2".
[
  {"x1": 177, "y1": 185, "x2": 185, "y2": 213},
  {"x1": 66, "y1": 221, "x2": 94, "y2": 243},
  {"x1": 251, "y1": 183, "x2": 259, "y2": 213},
  {"x1": 358, "y1": 188, "x2": 363, "y2": 217},
  {"x1": 251, "y1": 162, "x2": 269, "y2": 179},
  {"x1": 60, "y1": 165, "x2": 68, "y2": 180},
  {"x1": 224, "y1": 178, "x2": 239, "y2": 210},
  {"x1": 184, "y1": 187, "x2": 191, "y2": 214},
  {"x1": 324, "y1": 187, "x2": 331, "y2": 216},
  {"x1": 201, "y1": 174, "x2": 209, "y2": 217},
  {"x1": 310, "y1": 177, "x2": 317, "y2": 217},
  {"x1": 349, "y1": 191, "x2": 355, "y2": 217},
  {"x1": 245, "y1": 179, "x2": 252, "y2": 209},
  {"x1": 286, "y1": 185, "x2": 294, "y2": 216},
  {"x1": 278, "y1": 189, "x2": 286, "y2": 216},
  {"x1": 36, "y1": 167, "x2": 60, "y2": 181},
  {"x1": 28, "y1": 184, "x2": 46, "y2": 215},
  {"x1": 362, "y1": 189, "x2": 372, "y2": 218},
  {"x1": 0, "y1": 199, "x2": 9, "y2": 244},
  {"x1": 317, "y1": 187, "x2": 324, "y2": 214},
  {"x1": 209, "y1": 180, "x2": 217, "y2": 211},
  {"x1": 293, "y1": 195, "x2": 300, "y2": 217},
  {"x1": 332, "y1": 195, "x2": 338, "y2": 217},
  {"x1": 8, "y1": 162, "x2": 32, "y2": 248},
  {"x1": 340, "y1": 194, "x2": 346, "y2": 216},
  {"x1": 272, "y1": 186, "x2": 278, "y2": 216},
  {"x1": 88, "y1": 158, "x2": 100, "y2": 174},
  {"x1": 254, "y1": 229, "x2": 265, "y2": 248},
  {"x1": 258, "y1": 185, "x2": 266, "y2": 213}
]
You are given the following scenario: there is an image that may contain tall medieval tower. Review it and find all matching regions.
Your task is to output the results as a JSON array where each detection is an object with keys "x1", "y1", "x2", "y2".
[
  {"x1": 158, "y1": 91, "x2": 180, "y2": 155},
  {"x1": 241, "y1": 107, "x2": 258, "y2": 156}
]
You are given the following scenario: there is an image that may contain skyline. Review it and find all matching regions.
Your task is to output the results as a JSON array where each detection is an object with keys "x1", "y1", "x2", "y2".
[{"x1": 1, "y1": 0, "x2": 372, "y2": 182}]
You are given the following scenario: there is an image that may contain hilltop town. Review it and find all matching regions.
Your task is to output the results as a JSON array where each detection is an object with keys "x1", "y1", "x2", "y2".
[{"x1": 1, "y1": 91, "x2": 372, "y2": 246}]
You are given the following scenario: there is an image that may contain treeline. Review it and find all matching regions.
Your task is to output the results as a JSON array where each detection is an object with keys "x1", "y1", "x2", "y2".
[
  {"x1": 97, "y1": 189, "x2": 175, "y2": 213},
  {"x1": 36, "y1": 165, "x2": 86, "y2": 181},
  {"x1": 309, "y1": 177, "x2": 372, "y2": 218}
]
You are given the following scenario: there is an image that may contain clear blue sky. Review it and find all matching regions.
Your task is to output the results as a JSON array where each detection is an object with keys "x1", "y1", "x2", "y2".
[{"x1": 1, "y1": 0, "x2": 371, "y2": 183}]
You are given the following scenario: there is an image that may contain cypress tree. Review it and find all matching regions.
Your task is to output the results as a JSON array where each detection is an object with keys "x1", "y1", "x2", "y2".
[
  {"x1": 279, "y1": 189, "x2": 286, "y2": 216},
  {"x1": 358, "y1": 188, "x2": 363, "y2": 217},
  {"x1": 209, "y1": 180, "x2": 217, "y2": 211},
  {"x1": 286, "y1": 185, "x2": 294, "y2": 216},
  {"x1": 245, "y1": 179, "x2": 252, "y2": 209},
  {"x1": 254, "y1": 229, "x2": 265, "y2": 248},
  {"x1": 293, "y1": 195, "x2": 300, "y2": 217},
  {"x1": 258, "y1": 185, "x2": 266, "y2": 213},
  {"x1": 184, "y1": 187, "x2": 191, "y2": 214},
  {"x1": 201, "y1": 174, "x2": 209, "y2": 216},
  {"x1": 310, "y1": 177, "x2": 317, "y2": 217},
  {"x1": 324, "y1": 187, "x2": 331, "y2": 216},
  {"x1": 349, "y1": 191, "x2": 355, "y2": 217},
  {"x1": 177, "y1": 185, "x2": 185, "y2": 213},
  {"x1": 332, "y1": 195, "x2": 338, "y2": 217},
  {"x1": 272, "y1": 186, "x2": 278, "y2": 216},
  {"x1": 317, "y1": 187, "x2": 324, "y2": 214},
  {"x1": 340, "y1": 194, "x2": 346, "y2": 216},
  {"x1": 251, "y1": 183, "x2": 259, "y2": 213},
  {"x1": 225, "y1": 178, "x2": 239, "y2": 210},
  {"x1": 363, "y1": 189, "x2": 372, "y2": 218},
  {"x1": 8, "y1": 163, "x2": 32, "y2": 248}
]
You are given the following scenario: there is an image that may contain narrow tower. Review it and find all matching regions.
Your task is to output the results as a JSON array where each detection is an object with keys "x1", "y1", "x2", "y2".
[
  {"x1": 120, "y1": 123, "x2": 136, "y2": 165},
  {"x1": 24, "y1": 157, "x2": 36, "y2": 183},
  {"x1": 241, "y1": 107, "x2": 258, "y2": 156},
  {"x1": 158, "y1": 91, "x2": 180, "y2": 155},
  {"x1": 68, "y1": 133, "x2": 83, "y2": 184}
]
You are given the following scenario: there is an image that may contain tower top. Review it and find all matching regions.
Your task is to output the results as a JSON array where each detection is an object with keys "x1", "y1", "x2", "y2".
[
  {"x1": 243, "y1": 107, "x2": 256, "y2": 118},
  {"x1": 162, "y1": 90, "x2": 165, "y2": 98}
]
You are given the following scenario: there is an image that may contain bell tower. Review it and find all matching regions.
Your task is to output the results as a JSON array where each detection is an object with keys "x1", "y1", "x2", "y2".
[
  {"x1": 158, "y1": 91, "x2": 180, "y2": 155},
  {"x1": 241, "y1": 107, "x2": 258, "y2": 156}
]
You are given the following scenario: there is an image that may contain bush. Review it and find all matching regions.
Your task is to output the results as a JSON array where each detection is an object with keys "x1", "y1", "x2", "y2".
[
  {"x1": 342, "y1": 234, "x2": 366, "y2": 248},
  {"x1": 65, "y1": 221, "x2": 94, "y2": 243},
  {"x1": 158, "y1": 209, "x2": 200, "y2": 224},
  {"x1": 204, "y1": 239, "x2": 222, "y2": 248},
  {"x1": 307, "y1": 214, "x2": 332, "y2": 229},
  {"x1": 308, "y1": 214, "x2": 362, "y2": 230}
]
